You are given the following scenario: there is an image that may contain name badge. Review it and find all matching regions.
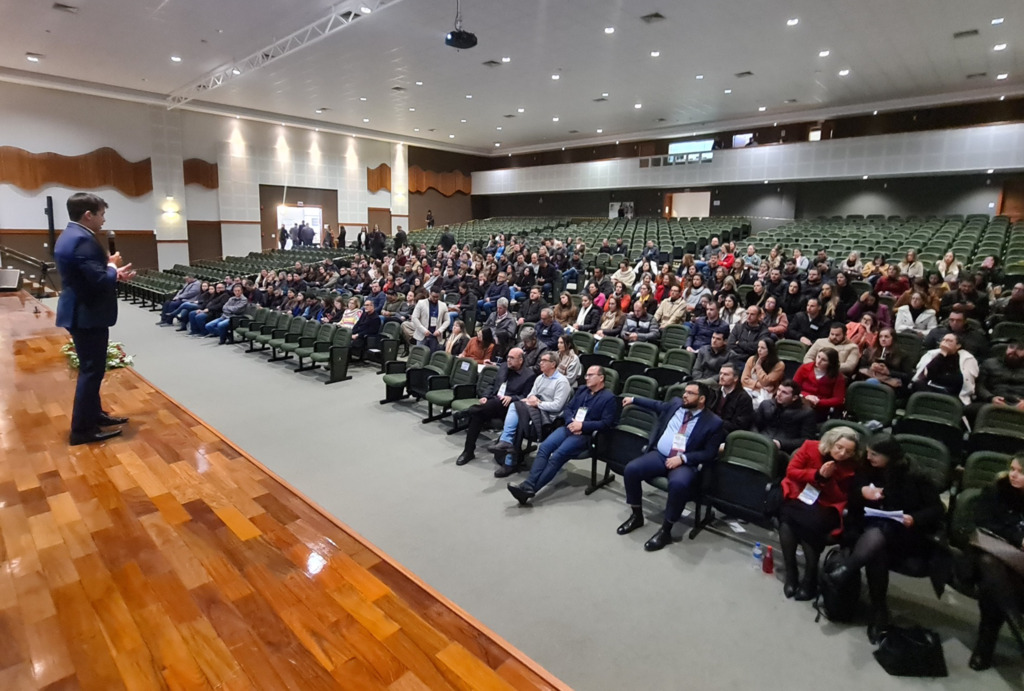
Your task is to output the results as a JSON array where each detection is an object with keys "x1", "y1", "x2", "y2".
[
  {"x1": 672, "y1": 432, "x2": 687, "y2": 454},
  {"x1": 429, "y1": 317, "x2": 438, "y2": 327},
  {"x1": 810, "y1": 324, "x2": 819, "y2": 331},
  {"x1": 497, "y1": 383, "x2": 507, "y2": 397},
  {"x1": 460, "y1": 361, "x2": 471, "y2": 371},
  {"x1": 798, "y1": 484, "x2": 820, "y2": 505},
  {"x1": 574, "y1": 407, "x2": 588, "y2": 422}
]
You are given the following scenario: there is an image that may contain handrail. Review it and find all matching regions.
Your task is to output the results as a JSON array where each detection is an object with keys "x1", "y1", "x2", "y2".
[{"x1": 0, "y1": 245, "x2": 59, "y2": 296}]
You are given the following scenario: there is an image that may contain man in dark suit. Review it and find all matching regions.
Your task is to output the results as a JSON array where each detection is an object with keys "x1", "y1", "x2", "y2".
[
  {"x1": 456, "y1": 348, "x2": 536, "y2": 465},
  {"x1": 54, "y1": 193, "x2": 135, "y2": 445},
  {"x1": 616, "y1": 382, "x2": 725, "y2": 551}
]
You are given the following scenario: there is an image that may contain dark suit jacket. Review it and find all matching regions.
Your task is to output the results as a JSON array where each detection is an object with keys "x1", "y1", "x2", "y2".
[
  {"x1": 631, "y1": 397, "x2": 725, "y2": 467},
  {"x1": 575, "y1": 305, "x2": 602, "y2": 333},
  {"x1": 54, "y1": 222, "x2": 118, "y2": 329},
  {"x1": 712, "y1": 387, "x2": 754, "y2": 435}
]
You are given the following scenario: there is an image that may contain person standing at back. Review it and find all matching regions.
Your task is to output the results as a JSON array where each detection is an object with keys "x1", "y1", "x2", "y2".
[{"x1": 53, "y1": 193, "x2": 135, "y2": 445}]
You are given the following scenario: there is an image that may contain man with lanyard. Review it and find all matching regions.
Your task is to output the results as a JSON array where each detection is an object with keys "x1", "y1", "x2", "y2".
[
  {"x1": 410, "y1": 287, "x2": 449, "y2": 351},
  {"x1": 507, "y1": 366, "x2": 618, "y2": 504},
  {"x1": 616, "y1": 382, "x2": 725, "y2": 551}
]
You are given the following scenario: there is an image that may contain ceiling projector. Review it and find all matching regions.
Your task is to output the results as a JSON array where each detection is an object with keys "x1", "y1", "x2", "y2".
[{"x1": 445, "y1": 28, "x2": 477, "y2": 49}]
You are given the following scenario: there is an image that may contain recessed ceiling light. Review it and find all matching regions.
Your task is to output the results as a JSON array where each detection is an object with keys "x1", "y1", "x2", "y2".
[
  {"x1": 1000, "y1": 95, "x2": 1006, "y2": 101},
  {"x1": 604, "y1": 27, "x2": 615, "y2": 34},
  {"x1": 758, "y1": 106, "x2": 767, "y2": 111},
  {"x1": 818, "y1": 50, "x2": 830, "y2": 57},
  {"x1": 360, "y1": 5, "x2": 372, "y2": 13},
  {"x1": 449, "y1": 134, "x2": 455, "y2": 138},
  {"x1": 601, "y1": 92, "x2": 609, "y2": 97},
  {"x1": 839, "y1": 69, "x2": 850, "y2": 76},
  {"x1": 496, "y1": 126, "x2": 502, "y2": 130},
  {"x1": 724, "y1": 89, "x2": 732, "y2": 94},
  {"x1": 460, "y1": 119, "x2": 467, "y2": 123},
  {"x1": 561, "y1": 147, "x2": 565, "y2": 151},
  {"x1": 551, "y1": 74, "x2": 560, "y2": 80},
  {"x1": 615, "y1": 140, "x2": 619, "y2": 144},
  {"x1": 315, "y1": 128, "x2": 319, "y2": 132},
  {"x1": 495, "y1": 142, "x2": 501, "y2": 147},
  {"x1": 987, "y1": 168, "x2": 995, "y2": 174},
  {"x1": 517, "y1": 107, "x2": 525, "y2": 113},
  {"x1": 764, "y1": 180, "x2": 769, "y2": 184},
  {"x1": 315, "y1": 108, "x2": 323, "y2": 114},
  {"x1": 362, "y1": 118, "x2": 370, "y2": 122},
  {"x1": 552, "y1": 116, "x2": 559, "y2": 122},
  {"x1": 596, "y1": 129, "x2": 603, "y2": 133},
  {"x1": 695, "y1": 74, "x2": 704, "y2": 80},
  {"x1": 415, "y1": 81, "x2": 423, "y2": 86},
  {"x1": 997, "y1": 73, "x2": 1009, "y2": 80},
  {"x1": 231, "y1": 68, "x2": 241, "y2": 75},
  {"x1": 634, "y1": 103, "x2": 642, "y2": 109},
  {"x1": 465, "y1": 94, "x2": 472, "y2": 98},
  {"x1": 992, "y1": 17, "x2": 1004, "y2": 25},
  {"x1": 25, "y1": 53, "x2": 42, "y2": 62},
  {"x1": 650, "y1": 51, "x2": 660, "y2": 58},
  {"x1": 501, "y1": 56, "x2": 511, "y2": 63},
  {"x1": 995, "y1": 43, "x2": 1008, "y2": 51},
  {"x1": 414, "y1": 128, "x2": 420, "y2": 132},
  {"x1": 863, "y1": 175, "x2": 869, "y2": 180},
  {"x1": 873, "y1": 110, "x2": 879, "y2": 115},
  {"x1": 170, "y1": 55, "x2": 182, "y2": 62},
  {"x1": 773, "y1": 122, "x2": 778, "y2": 127},
  {"x1": 787, "y1": 18, "x2": 799, "y2": 27},
  {"x1": 409, "y1": 107, "x2": 415, "y2": 111},
  {"x1": 359, "y1": 97, "x2": 367, "y2": 101}
]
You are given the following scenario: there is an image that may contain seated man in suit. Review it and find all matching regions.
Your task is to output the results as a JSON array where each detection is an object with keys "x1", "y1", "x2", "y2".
[
  {"x1": 456, "y1": 348, "x2": 537, "y2": 466},
  {"x1": 507, "y1": 366, "x2": 618, "y2": 504},
  {"x1": 616, "y1": 382, "x2": 725, "y2": 551},
  {"x1": 710, "y1": 363, "x2": 754, "y2": 439},
  {"x1": 350, "y1": 299, "x2": 382, "y2": 359}
]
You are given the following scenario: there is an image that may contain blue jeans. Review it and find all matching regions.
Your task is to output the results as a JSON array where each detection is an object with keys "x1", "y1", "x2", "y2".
[
  {"x1": 189, "y1": 311, "x2": 211, "y2": 334},
  {"x1": 523, "y1": 425, "x2": 592, "y2": 491},
  {"x1": 624, "y1": 450, "x2": 701, "y2": 523},
  {"x1": 477, "y1": 299, "x2": 495, "y2": 318},
  {"x1": 498, "y1": 404, "x2": 520, "y2": 466},
  {"x1": 206, "y1": 317, "x2": 232, "y2": 341},
  {"x1": 160, "y1": 299, "x2": 184, "y2": 323},
  {"x1": 175, "y1": 302, "x2": 200, "y2": 328}
]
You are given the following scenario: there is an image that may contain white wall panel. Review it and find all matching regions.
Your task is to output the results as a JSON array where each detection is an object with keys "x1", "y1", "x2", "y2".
[{"x1": 220, "y1": 223, "x2": 261, "y2": 258}]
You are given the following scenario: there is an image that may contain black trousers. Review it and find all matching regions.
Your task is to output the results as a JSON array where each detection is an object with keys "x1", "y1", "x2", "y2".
[
  {"x1": 68, "y1": 326, "x2": 108, "y2": 434},
  {"x1": 463, "y1": 397, "x2": 508, "y2": 453}
]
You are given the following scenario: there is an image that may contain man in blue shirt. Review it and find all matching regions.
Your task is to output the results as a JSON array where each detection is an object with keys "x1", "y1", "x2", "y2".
[
  {"x1": 616, "y1": 382, "x2": 725, "y2": 551},
  {"x1": 507, "y1": 366, "x2": 618, "y2": 504}
]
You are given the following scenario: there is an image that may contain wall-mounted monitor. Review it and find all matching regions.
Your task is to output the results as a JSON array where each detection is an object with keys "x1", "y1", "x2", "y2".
[{"x1": 668, "y1": 139, "x2": 715, "y2": 156}]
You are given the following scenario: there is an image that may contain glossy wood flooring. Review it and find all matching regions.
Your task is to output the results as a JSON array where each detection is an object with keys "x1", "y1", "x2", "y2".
[{"x1": 0, "y1": 292, "x2": 567, "y2": 691}]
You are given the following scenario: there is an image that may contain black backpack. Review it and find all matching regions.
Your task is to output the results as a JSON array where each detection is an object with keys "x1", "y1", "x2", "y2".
[{"x1": 814, "y1": 547, "x2": 861, "y2": 623}]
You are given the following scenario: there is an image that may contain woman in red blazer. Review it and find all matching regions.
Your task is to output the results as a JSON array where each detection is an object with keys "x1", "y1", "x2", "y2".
[
  {"x1": 777, "y1": 427, "x2": 862, "y2": 601},
  {"x1": 793, "y1": 347, "x2": 847, "y2": 421}
]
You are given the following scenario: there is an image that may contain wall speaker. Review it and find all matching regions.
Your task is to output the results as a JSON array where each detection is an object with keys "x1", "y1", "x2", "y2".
[{"x1": 0, "y1": 269, "x2": 23, "y2": 291}]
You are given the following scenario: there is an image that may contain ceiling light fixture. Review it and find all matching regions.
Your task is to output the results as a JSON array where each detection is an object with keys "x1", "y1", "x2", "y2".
[
  {"x1": 724, "y1": 89, "x2": 732, "y2": 94},
  {"x1": 415, "y1": 81, "x2": 423, "y2": 86},
  {"x1": 465, "y1": 94, "x2": 472, "y2": 98},
  {"x1": 818, "y1": 50, "x2": 830, "y2": 57},
  {"x1": 1000, "y1": 95, "x2": 1006, "y2": 101},
  {"x1": 449, "y1": 134, "x2": 455, "y2": 138},
  {"x1": 997, "y1": 73, "x2": 1009, "y2": 80},
  {"x1": 992, "y1": 17, "x2": 1004, "y2": 25},
  {"x1": 634, "y1": 103, "x2": 642, "y2": 109},
  {"x1": 604, "y1": 27, "x2": 615, "y2": 34},
  {"x1": 25, "y1": 53, "x2": 42, "y2": 62},
  {"x1": 494, "y1": 142, "x2": 501, "y2": 147},
  {"x1": 502, "y1": 56, "x2": 511, "y2": 63},
  {"x1": 409, "y1": 107, "x2": 415, "y2": 111},
  {"x1": 787, "y1": 18, "x2": 799, "y2": 26},
  {"x1": 460, "y1": 119, "x2": 467, "y2": 122},
  {"x1": 988, "y1": 168, "x2": 995, "y2": 174},
  {"x1": 517, "y1": 107, "x2": 525, "y2": 113},
  {"x1": 596, "y1": 129, "x2": 603, "y2": 133},
  {"x1": 552, "y1": 116, "x2": 559, "y2": 122},
  {"x1": 650, "y1": 51, "x2": 660, "y2": 57},
  {"x1": 601, "y1": 92, "x2": 609, "y2": 97},
  {"x1": 315, "y1": 108, "x2": 323, "y2": 114},
  {"x1": 551, "y1": 74, "x2": 560, "y2": 80},
  {"x1": 995, "y1": 43, "x2": 1008, "y2": 51},
  {"x1": 873, "y1": 110, "x2": 879, "y2": 115},
  {"x1": 359, "y1": 97, "x2": 367, "y2": 101},
  {"x1": 695, "y1": 74, "x2": 704, "y2": 80},
  {"x1": 863, "y1": 175, "x2": 869, "y2": 179},
  {"x1": 362, "y1": 118, "x2": 370, "y2": 122},
  {"x1": 496, "y1": 126, "x2": 502, "y2": 130},
  {"x1": 839, "y1": 69, "x2": 850, "y2": 76},
  {"x1": 170, "y1": 55, "x2": 182, "y2": 62},
  {"x1": 414, "y1": 128, "x2": 420, "y2": 132},
  {"x1": 758, "y1": 106, "x2": 767, "y2": 111}
]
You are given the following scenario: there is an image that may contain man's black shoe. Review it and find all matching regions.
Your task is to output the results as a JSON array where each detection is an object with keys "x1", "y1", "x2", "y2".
[
  {"x1": 455, "y1": 452, "x2": 475, "y2": 466},
  {"x1": 494, "y1": 464, "x2": 520, "y2": 479},
  {"x1": 486, "y1": 439, "x2": 512, "y2": 454},
  {"x1": 69, "y1": 428, "x2": 122, "y2": 446},
  {"x1": 507, "y1": 482, "x2": 535, "y2": 505},
  {"x1": 616, "y1": 512, "x2": 645, "y2": 535},
  {"x1": 644, "y1": 527, "x2": 673, "y2": 552},
  {"x1": 98, "y1": 413, "x2": 129, "y2": 426}
]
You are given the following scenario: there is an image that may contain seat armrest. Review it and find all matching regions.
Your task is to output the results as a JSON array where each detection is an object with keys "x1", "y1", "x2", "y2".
[
  {"x1": 384, "y1": 361, "x2": 407, "y2": 374},
  {"x1": 452, "y1": 383, "x2": 477, "y2": 400},
  {"x1": 427, "y1": 375, "x2": 451, "y2": 391},
  {"x1": 299, "y1": 336, "x2": 317, "y2": 347},
  {"x1": 271, "y1": 328, "x2": 288, "y2": 338}
]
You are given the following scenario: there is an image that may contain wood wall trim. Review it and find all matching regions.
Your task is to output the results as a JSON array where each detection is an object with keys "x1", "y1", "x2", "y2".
[
  {"x1": 408, "y1": 165, "x2": 472, "y2": 197},
  {"x1": 366, "y1": 163, "x2": 392, "y2": 193},
  {"x1": 0, "y1": 145, "x2": 152, "y2": 197},
  {"x1": 156, "y1": 239, "x2": 189, "y2": 244},
  {"x1": 183, "y1": 158, "x2": 219, "y2": 189}
]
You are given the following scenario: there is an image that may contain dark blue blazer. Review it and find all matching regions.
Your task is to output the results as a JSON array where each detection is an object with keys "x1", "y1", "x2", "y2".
[
  {"x1": 561, "y1": 386, "x2": 619, "y2": 434},
  {"x1": 631, "y1": 396, "x2": 725, "y2": 467},
  {"x1": 54, "y1": 222, "x2": 118, "y2": 329}
]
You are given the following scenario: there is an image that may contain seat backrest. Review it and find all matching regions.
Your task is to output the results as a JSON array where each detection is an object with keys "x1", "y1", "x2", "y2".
[
  {"x1": 775, "y1": 339, "x2": 808, "y2": 362},
  {"x1": 474, "y1": 365, "x2": 499, "y2": 396},
  {"x1": 626, "y1": 342, "x2": 659, "y2": 366},
  {"x1": 820, "y1": 419, "x2": 871, "y2": 441},
  {"x1": 992, "y1": 320, "x2": 1024, "y2": 342},
  {"x1": 660, "y1": 348, "x2": 695, "y2": 372},
  {"x1": 380, "y1": 321, "x2": 400, "y2": 340},
  {"x1": 572, "y1": 331, "x2": 595, "y2": 355},
  {"x1": 406, "y1": 344, "x2": 431, "y2": 368},
  {"x1": 620, "y1": 375, "x2": 659, "y2": 400},
  {"x1": 894, "y1": 433, "x2": 953, "y2": 491},
  {"x1": 450, "y1": 357, "x2": 479, "y2": 387},
  {"x1": 895, "y1": 331, "x2": 924, "y2": 365},
  {"x1": 251, "y1": 308, "x2": 270, "y2": 326},
  {"x1": 331, "y1": 326, "x2": 352, "y2": 347},
  {"x1": 300, "y1": 319, "x2": 320, "y2": 339},
  {"x1": 720, "y1": 431, "x2": 781, "y2": 477},
  {"x1": 315, "y1": 323, "x2": 336, "y2": 344},
  {"x1": 659, "y1": 324, "x2": 690, "y2": 352},
  {"x1": 602, "y1": 366, "x2": 620, "y2": 394},
  {"x1": 844, "y1": 382, "x2": 896, "y2": 425},
  {"x1": 616, "y1": 405, "x2": 658, "y2": 438},
  {"x1": 595, "y1": 336, "x2": 625, "y2": 360},
  {"x1": 286, "y1": 316, "x2": 306, "y2": 335},
  {"x1": 426, "y1": 351, "x2": 454, "y2": 375},
  {"x1": 961, "y1": 451, "x2": 1011, "y2": 490},
  {"x1": 269, "y1": 312, "x2": 290, "y2": 330},
  {"x1": 976, "y1": 404, "x2": 1024, "y2": 434},
  {"x1": 904, "y1": 392, "x2": 963, "y2": 423},
  {"x1": 663, "y1": 382, "x2": 687, "y2": 401}
]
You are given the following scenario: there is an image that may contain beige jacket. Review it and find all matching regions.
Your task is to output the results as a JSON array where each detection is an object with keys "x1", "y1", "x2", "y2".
[
  {"x1": 804, "y1": 337, "x2": 861, "y2": 376},
  {"x1": 653, "y1": 297, "x2": 688, "y2": 327}
]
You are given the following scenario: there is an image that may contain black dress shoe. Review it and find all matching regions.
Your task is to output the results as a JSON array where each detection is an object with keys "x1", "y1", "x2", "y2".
[
  {"x1": 494, "y1": 463, "x2": 520, "y2": 478},
  {"x1": 98, "y1": 413, "x2": 129, "y2": 426},
  {"x1": 507, "y1": 482, "x2": 535, "y2": 505},
  {"x1": 794, "y1": 580, "x2": 818, "y2": 601},
  {"x1": 968, "y1": 651, "x2": 993, "y2": 672},
  {"x1": 486, "y1": 439, "x2": 512, "y2": 454},
  {"x1": 616, "y1": 512, "x2": 645, "y2": 535},
  {"x1": 69, "y1": 428, "x2": 122, "y2": 446},
  {"x1": 644, "y1": 527, "x2": 673, "y2": 552},
  {"x1": 783, "y1": 579, "x2": 798, "y2": 599},
  {"x1": 455, "y1": 451, "x2": 475, "y2": 466}
]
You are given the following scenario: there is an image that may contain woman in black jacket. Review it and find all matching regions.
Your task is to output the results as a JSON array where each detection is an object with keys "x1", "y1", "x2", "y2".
[
  {"x1": 969, "y1": 455, "x2": 1024, "y2": 670},
  {"x1": 824, "y1": 435, "x2": 944, "y2": 642}
]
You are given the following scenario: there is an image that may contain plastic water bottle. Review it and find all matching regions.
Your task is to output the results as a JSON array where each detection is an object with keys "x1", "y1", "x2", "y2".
[{"x1": 752, "y1": 541, "x2": 763, "y2": 570}]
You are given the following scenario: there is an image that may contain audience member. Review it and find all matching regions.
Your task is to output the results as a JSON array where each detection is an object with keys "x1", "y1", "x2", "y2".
[
  {"x1": 804, "y1": 322, "x2": 861, "y2": 376},
  {"x1": 741, "y1": 338, "x2": 785, "y2": 404},
  {"x1": 794, "y1": 347, "x2": 847, "y2": 420},
  {"x1": 753, "y1": 380, "x2": 817, "y2": 455},
  {"x1": 456, "y1": 348, "x2": 536, "y2": 466},
  {"x1": 894, "y1": 291, "x2": 938, "y2": 335},
  {"x1": 912, "y1": 332, "x2": 978, "y2": 404}
]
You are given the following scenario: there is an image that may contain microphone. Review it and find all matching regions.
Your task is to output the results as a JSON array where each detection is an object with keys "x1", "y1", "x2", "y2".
[{"x1": 107, "y1": 230, "x2": 117, "y2": 255}]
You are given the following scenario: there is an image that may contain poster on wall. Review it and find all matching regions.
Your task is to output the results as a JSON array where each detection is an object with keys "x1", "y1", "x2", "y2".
[
  {"x1": 609, "y1": 202, "x2": 634, "y2": 220},
  {"x1": 275, "y1": 205, "x2": 323, "y2": 249}
]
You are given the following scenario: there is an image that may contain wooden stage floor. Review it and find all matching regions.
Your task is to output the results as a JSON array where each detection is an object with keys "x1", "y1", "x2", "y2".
[{"x1": 0, "y1": 292, "x2": 566, "y2": 690}]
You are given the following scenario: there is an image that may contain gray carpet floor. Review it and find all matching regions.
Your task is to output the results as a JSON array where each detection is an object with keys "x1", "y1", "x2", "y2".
[{"x1": 99, "y1": 300, "x2": 1023, "y2": 690}]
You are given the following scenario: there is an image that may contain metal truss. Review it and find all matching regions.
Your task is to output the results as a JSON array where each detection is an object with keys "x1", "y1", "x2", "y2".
[{"x1": 167, "y1": 0, "x2": 405, "y2": 108}]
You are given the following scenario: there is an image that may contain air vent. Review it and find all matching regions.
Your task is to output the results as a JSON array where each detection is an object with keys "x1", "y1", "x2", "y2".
[
  {"x1": 953, "y1": 29, "x2": 979, "y2": 39},
  {"x1": 482, "y1": 60, "x2": 501, "y2": 67},
  {"x1": 427, "y1": 128, "x2": 436, "y2": 132},
  {"x1": 52, "y1": 2, "x2": 78, "y2": 12},
  {"x1": 784, "y1": 98, "x2": 798, "y2": 104},
  {"x1": 656, "y1": 118, "x2": 667, "y2": 123},
  {"x1": 568, "y1": 130, "x2": 579, "y2": 134},
  {"x1": 503, "y1": 114, "x2": 517, "y2": 118},
  {"x1": 640, "y1": 12, "x2": 666, "y2": 23},
  {"x1": 593, "y1": 97, "x2": 608, "y2": 102},
  {"x1": 734, "y1": 71, "x2": 754, "y2": 78},
  {"x1": 966, "y1": 72, "x2": 988, "y2": 79},
  {"x1": 391, "y1": 86, "x2": 406, "y2": 91}
]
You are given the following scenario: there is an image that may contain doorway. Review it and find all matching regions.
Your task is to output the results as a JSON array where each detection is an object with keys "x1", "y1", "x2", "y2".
[{"x1": 367, "y1": 207, "x2": 392, "y2": 237}]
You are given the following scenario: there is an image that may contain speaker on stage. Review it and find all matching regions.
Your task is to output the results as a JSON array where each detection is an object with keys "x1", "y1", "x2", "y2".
[{"x1": 0, "y1": 269, "x2": 23, "y2": 292}]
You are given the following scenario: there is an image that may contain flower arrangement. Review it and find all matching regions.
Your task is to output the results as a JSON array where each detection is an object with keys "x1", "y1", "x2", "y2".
[{"x1": 61, "y1": 340, "x2": 134, "y2": 370}]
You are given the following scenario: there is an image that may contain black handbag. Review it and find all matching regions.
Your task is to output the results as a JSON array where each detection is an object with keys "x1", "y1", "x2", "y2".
[
  {"x1": 763, "y1": 480, "x2": 783, "y2": 519},
  {"x1": 873, "y1": 626, "x2": 948, "y2": 677}
]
